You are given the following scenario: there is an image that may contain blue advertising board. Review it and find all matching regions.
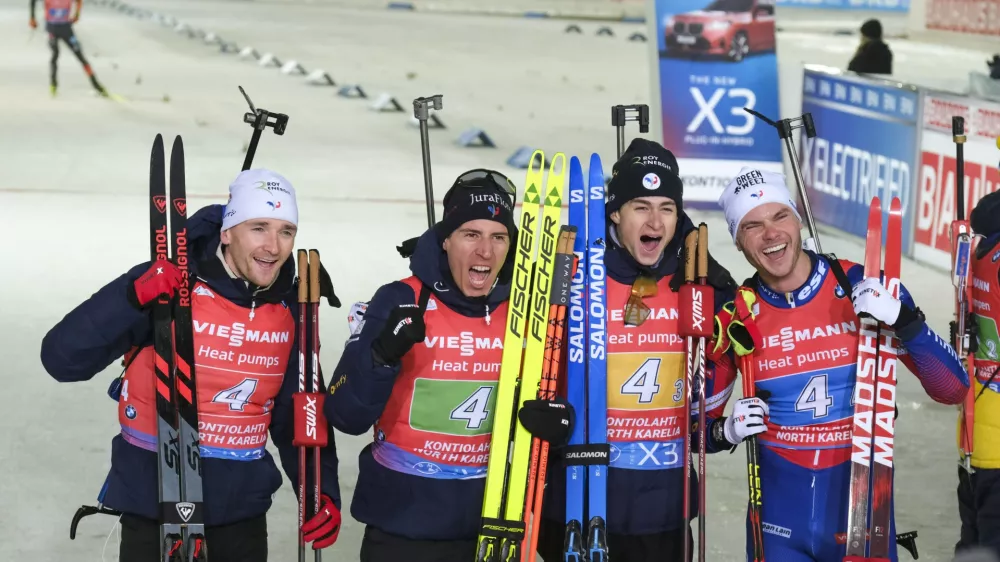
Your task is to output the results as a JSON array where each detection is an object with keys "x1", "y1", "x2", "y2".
[
  {"x1": 799, "y1": 67, "x2": 920, "y2": 254},
  {"x1": 776, "y1": 0, "x2": 909, "y2": 11},
  {"x1": 651, "y1": 0, "x2": 783, "y2": 206}
]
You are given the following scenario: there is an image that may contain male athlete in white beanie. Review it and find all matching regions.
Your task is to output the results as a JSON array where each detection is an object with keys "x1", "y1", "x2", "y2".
[
  {"x1": 714, "y1": 166, "x2": 968, "y2": 561},
  {"x1": 220, "y1": 168, "x2": 300, "y2": 289},
  {"x1": 41, "y1": 167, "x2": 343, "y2": 561}
]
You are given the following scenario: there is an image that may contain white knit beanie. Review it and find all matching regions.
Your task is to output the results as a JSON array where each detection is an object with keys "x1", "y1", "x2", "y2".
[
  {"x1": 717, "y1": 166, "x2": 802, "y2": 243},
  {"x1": 221, "y1": 169, "x2": 299, "y2": 231}
]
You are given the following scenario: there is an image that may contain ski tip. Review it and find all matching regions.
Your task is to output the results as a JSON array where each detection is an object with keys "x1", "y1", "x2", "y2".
[{"x1": 890, "y1": 196, "x2": 902, "y2": 214}]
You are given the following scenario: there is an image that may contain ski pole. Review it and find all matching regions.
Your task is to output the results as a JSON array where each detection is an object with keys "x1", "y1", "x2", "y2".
[
  {"x1": 695, "y1": 223, "x2": 709, "y2": 562},
  {"x1": 239, "y1": 85, "x2": 289, "y2": 171},
  {"x1": 413, "y1": 95, "x2": 443, "y2": 228},
  {"x1": 741, "y1": 352, "x2": 766, "y2": 562},
  {"x1": 951, "y1": 115, "x2": 976, "y2": 473},
  {"x1": 309, "y1": 249, "x2": 323, "y2": 562},
  {"x1": 611, "y1": 104, "x2": 650, "y2": 159},
  {"x1": 743, "y1": 108, "x2": 819, "y2": 252},
  {"x1": 297, "y1": 250, "x2": 309, "y2": 562},
  {"x1": 523, "y1": 226, "x2": 578, "y2": 562},
  {"x1": 681, "y1": 229, "x2": 699, "y2": 562}
]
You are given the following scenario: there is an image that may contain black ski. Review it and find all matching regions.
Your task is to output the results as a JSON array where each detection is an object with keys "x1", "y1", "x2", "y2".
[{"x1": 151, "y1": 134, "x2": 207, "y2": 561}]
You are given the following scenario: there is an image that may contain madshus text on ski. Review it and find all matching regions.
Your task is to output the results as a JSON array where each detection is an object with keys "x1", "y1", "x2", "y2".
[{"x1": 39, "y1": 104, "x2": 994, "y2": 562}]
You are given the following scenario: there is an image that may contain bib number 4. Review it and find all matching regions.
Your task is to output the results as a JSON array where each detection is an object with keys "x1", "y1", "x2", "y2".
[
  {"x1": 449, "y1": 386, "x2": 493, "y2": 430},
  {"x1": 621, "y1": 358, "x2": 662, "y2": 404},
  {"x1": 795, "y1": 374, "x2": 833, "y2": 419},
  {"x1": 213, "y1": 379, "x2": 259, "y2": 412}
]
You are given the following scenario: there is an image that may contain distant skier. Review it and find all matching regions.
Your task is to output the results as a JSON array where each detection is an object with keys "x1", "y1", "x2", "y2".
[
  {"x1": 535, "y1": 139, "x2": 756, "y2": 561},
  {"x1": 29, "y1": 0, "x2": 107, "y2": 96},
  {"x1": 955, "y1": 190, "x2": 1000, "y2": 559},
  {"x1": 41, "y1": 169, "x2": 342, "y2": 561},
  {"x1": 325, "y1": 170, "x2": 572, "y2": 561},
  {"x1": 715, "y1": 167, "x2": 969, "y2": 561}
]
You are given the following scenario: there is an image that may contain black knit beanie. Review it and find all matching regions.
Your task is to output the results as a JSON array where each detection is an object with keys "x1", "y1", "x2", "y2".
[
  {"x1": 434, "y1": 177, "x2": 517, "y2": 241},
  {"x1": 606, "y1": 138, "x2": 683, "y2": 219}
]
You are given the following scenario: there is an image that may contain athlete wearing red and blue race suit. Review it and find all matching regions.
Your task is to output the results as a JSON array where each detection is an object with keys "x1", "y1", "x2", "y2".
[
  {"x1": 735, "y1": 250, "x2": 969, "y2": 561},
  {"x1": 29, "y1": 0, "x2": 107, "y2": 95},
  {"x1": 40, "y1": 202, "x2": 340, "y2": 559}
]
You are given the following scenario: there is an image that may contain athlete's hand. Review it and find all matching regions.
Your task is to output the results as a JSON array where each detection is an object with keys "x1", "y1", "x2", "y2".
[
  {"x1": 29, "y1": 18, "x2": 37, "y2": 28},
  {"x1": 518, "y1": 397, "x2": 574, "y2": 446},
  {"x1": 127, "y1": 259, "x2": 183, "y2": 310},
  {"x1": 347, "y1": 301, "x2": 369, "y2": 336},
  {"x1": 851, "y1": 277, "x2": 901, "y2": 326},
  {"x1": 301, "y1": 494, "x2": 341, "y2": 549},
  {"x1": 723, "y1": 397, "x2": 769, "y2": 445},
  {"x1": 371, "y1": 304, "x2": 425, "y2": 366}
]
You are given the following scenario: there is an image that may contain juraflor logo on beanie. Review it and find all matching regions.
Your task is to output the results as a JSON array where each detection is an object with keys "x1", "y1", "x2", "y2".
[
  {"x1": 717, "y1": 166, "x2": 801, "y2": 242},
  {"x1": 607, "y1": 138, "x2": 683, "y2": 218},
  {"x1": 222, "y1": 169, "x2": 299, "y2": 231},
  {"x1": 435, "y1": 185, "x2": 516, "y2": 241}
]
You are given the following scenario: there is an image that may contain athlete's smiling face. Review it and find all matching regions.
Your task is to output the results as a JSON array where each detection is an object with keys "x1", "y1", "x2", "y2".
[
  {"x1": 736, "y1": 202, "x2": 811, "y2": 293},
  {"x1": 443, "y1": 219, "x2": 511, "y2": 298},
  {"x1": 221, "y1": 219, "x2": 297, "y2": 287},
  {"x1": 611, "y1": 197, "x2": 678, "y2": 267}
]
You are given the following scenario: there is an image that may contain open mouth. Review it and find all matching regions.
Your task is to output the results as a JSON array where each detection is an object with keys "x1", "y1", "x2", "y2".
[
  {"x1": 761, "y1": 243, "x2": 787, "y2": 261},
  {"x1": 469, "y1": 265, "x2": 492, "y2": 289},
  {"x1": 639, "y1": 235, "x2": 663, "y2": 253},
  {"x1": 254, "y1": 256, "x2": 278, "y2": 272}
]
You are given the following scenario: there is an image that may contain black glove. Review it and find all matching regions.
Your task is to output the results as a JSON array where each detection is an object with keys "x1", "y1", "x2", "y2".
[
  {"x1": 950, "y1": 316, "x2": 979, "y2": 355},
  {"x1": 371, "y1": 304, "x2": 426, "y2": 366},
  {"x1": 518, "y1": 397, "x2": 574, "y2": 446}
]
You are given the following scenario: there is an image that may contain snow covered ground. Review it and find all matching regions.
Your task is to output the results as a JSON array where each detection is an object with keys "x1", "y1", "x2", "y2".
[{"x1": 2, "y1": 0, "x2": 996, "y2": 559}]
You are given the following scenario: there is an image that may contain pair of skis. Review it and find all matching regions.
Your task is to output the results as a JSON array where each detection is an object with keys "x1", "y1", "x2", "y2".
[
  {"x1": 476, "y1": 150, "x2": 572, "y2": 562},
  {"x1": 563, "y1": 154, "x2": 610, "y2": 562},
  {"x1": 295, "y1": 250, "x2": 327, "y2": 562},
  {"x1": 844, "y1": 196, "x2": 903, "y2": 562},
  {"x1": 150, "y1": 134, "x2": 208, "y2": 562}
]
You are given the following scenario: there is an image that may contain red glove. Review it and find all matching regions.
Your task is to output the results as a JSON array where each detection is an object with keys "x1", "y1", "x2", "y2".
[
  {"x1": 302, "y1": 495, "x2": 341, "y2": 549},
  {"x1": 128, "y1": 259, "x2": 183, "y2": 309}
]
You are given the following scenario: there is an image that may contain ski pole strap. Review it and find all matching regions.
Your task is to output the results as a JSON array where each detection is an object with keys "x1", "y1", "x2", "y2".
[
  {"x1": 562, "y1": 443, "x2": 612, "y2": 466},
  {"x1": 822, "y1": 253, "x2": 854, "y2": 301},
  {"x1": 479, "y1": 518, "x2": 526, "y2": 540}
]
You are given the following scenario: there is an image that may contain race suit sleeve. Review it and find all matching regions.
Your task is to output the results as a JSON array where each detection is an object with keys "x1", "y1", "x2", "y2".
[
  {"x1": 271, "y1": 299, "x2": 341, "y2": 509},
  {"x1": 40, "y1": 262, "x2": 152, "y2": 383},
  {"x1": 323, "y1": 281, "x2": 413, "y2": 436},
  {"x1": 700, "y1": 285, "x2": 738, "y2": 454},
  {"x1": 847, "y1": 263, "x2": 970, "y2": 405}
]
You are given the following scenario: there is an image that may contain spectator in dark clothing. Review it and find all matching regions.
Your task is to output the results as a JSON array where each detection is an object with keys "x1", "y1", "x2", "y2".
[{"x1": 848, "y1": 19, "x2": 893, "y2": 75}]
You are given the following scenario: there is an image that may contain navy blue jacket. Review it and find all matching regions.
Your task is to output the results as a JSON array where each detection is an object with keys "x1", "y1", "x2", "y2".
[
  {"x1": 40, "y1": 204, "x2": 340, "y2": 526},
  {"x1": 542, "y1": 212, "x2": 738, "y2": 536},
  {"x1": 325, "y1": 227, "x2": 511, "y2": 541}
]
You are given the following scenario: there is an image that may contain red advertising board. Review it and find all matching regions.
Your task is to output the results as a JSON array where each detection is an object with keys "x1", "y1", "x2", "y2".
[
  {"x1": 913, "y1": 93, "x2": 1000, "y2": 270},
  {"x1": 925, "y1": 0, "x2": 1000, "y2": 36}
]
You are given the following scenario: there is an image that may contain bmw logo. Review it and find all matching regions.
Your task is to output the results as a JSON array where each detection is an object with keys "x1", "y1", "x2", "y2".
[
  {"x1": 125, "y1": 405, "x2": 137, "y2": 420},
  {"x1": 835, "y1": 284, "x2": 847, "y2": 299}
]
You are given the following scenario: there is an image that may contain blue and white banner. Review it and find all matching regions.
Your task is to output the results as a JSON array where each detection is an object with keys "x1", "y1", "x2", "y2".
[
  {"x1": 799, "y1": 67, "x2": 921, "y2": 254},
  {"x1": 650, "y1": 0, "x2": 783, "y2": 208},
  {"x1": 776, "y1": 0, "x2": 909, "y2": 11}
]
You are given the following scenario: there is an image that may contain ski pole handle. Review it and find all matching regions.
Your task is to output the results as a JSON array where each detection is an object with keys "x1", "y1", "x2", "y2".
[{"x1": 684, "y1": 230, "x2": 698, "y2": 284}]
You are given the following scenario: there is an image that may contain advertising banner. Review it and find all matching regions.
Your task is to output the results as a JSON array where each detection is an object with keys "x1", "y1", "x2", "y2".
[
  {"x1": 651, "y1": 0, "x2": 783, "y2": 208},
  {"x1": 913, "y1": 92, "x2": 1000, "y2": 270},
  {"x1": 925, "y1": 0, "x2": 1000, "y2": 35},
  {"x1": 776, "y1": 0, "x2": 909, "y2": 12},
  {"x1": 799, "y1": 67, "x2": 921, "y2": 255}
]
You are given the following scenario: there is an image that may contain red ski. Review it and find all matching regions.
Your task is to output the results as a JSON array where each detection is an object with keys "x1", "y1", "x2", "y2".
[{"x1": 844, "y1": 197, "x2": 903, "y2": 562}]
